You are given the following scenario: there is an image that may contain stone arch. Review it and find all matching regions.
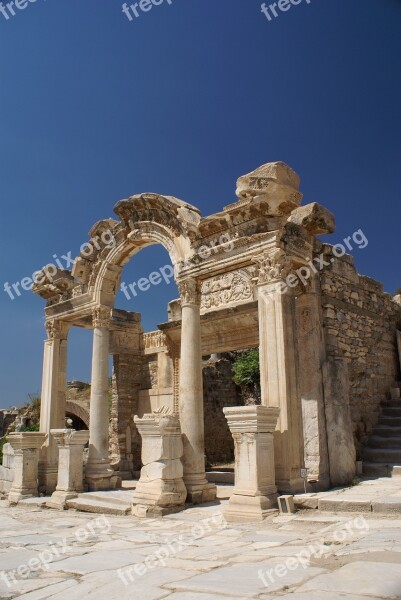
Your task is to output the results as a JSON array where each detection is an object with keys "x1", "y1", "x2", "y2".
[
  {"x1": 87, "y1": 193, "x2": 201, "y2": 307},
  {"x1": 65, "y1": 401, "x2": 90, "y2": 429}
]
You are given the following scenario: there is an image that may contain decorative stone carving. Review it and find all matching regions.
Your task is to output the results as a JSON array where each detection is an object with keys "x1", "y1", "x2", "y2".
[
  {"x1": 132, "y1": 409, "x2": 187, "y2": 517},
  {"x1": 287, "y1": 202, "x2": 336, "y2": 235},
  {"x1": 45, "y1": 320, "x2": 69, "y2": 341},
  {"x1": 235, "y1": 162, "x2": 302, "y2": 215},
  {"x1": 223, "y1": 406, "x2": 280, "y2": 522},
  {"x1": 92, "y1": 306, "x2": 111, "y2": 329},
  {"x1": 252, "y1": 249, "x2": 293, "y2": 285},
  {"x1": 201, "y1": 271, "x2": 254, "y2": 312},
  {"x1": 47, "y1": 429, "x2": 90, "y2": 510},
  {"x1": 7, "y1": 433, "x2": 47, "y2": 504},
  {"x1": 178, "y1": 278, "x2": 201, "y2": 306},
  {"x1": 143, "y1": 331, "x2": 167, "y2": 350}
]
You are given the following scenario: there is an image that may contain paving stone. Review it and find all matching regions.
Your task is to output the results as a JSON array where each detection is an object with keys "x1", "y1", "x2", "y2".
[
  {"x1": 0, "y1": 577, "x2": 69, "y2": 600},
  {"x1": 276, "y1": 593, "x2": 386, "y2": 600},
  {"x1": 11, "y1": 580, "x2": 78, "y2": 600},
  {"x1": 298, "y1": 561, "x2": 401, "y2": 598},
  {"x1": 47, "y1": 549, "x2": 152, "y2": 574},
  {"x1": 164, "y1": 561, "x2": 326, "y2": 597}
]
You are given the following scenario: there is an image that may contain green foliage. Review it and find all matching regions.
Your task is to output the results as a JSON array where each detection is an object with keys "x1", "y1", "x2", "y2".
[
  {"x1": 0, "y1": 437, "x2": 8, "y2": 464},
  {"x1": 232, "y1": 349, "x2": 260, "y2": 387},
  {"x1": 19, "y1": 424, "x2": 40, "y2": 433},
  {"x1": 395, "y1": 288, "x2": 401, "y2": 296}
]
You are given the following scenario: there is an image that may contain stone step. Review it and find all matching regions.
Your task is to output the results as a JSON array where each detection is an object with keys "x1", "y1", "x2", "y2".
[
  {"x1": 382, "y1": 407, "x2": 401, "y2": 417},
  {"x1": 363, "y1": 447, "x2": 401, "y2": 462},
  {"x1": 362, "y1": 462, "x2": 401, "y2": 478},
  {"x1": 377, "y1": 416, "x2": 401, "y2": 427},
  {"x1": 382, "y1": 401, "x2": 401, "y2": 408},
  {"x1": 78, "y1": 491, "x2": 133, "y2": 507},
  {"x1": 206, "y1": 470, "x2": 234, "y2": 484},
  {"x1": 372, "y1": 425, "x2": 401, "y2": 436},
  {"x1": 366, "y1": 436, "x2": 401, "y2": 449},
  {"x1": 65, "y1": 490, "x2": 134, "y2": 515}
]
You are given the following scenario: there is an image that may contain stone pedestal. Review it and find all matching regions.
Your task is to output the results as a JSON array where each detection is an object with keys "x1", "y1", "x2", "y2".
[
  {"x1": 178, "y1": 279, "x2": 216, "y2": 504},
  {"x1": 47, "y1": 429, "x2": 89, "y2": 509},
  {"x1": 223, "y1": 406, "x2": 280, "y2": 522},
  {"x1": 86, "y1": 307, "x2": 116, "y2": 491},
  {"x1": 132, "y1": 409, "x2": 187, "y2": 517},
  {"x1": 7, "y1": 433, "x2": 47, "y2": 504}
]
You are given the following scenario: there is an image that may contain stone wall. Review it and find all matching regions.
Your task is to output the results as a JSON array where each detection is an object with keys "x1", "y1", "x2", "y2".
[
  {"x1": 109, "y1": 353, "x2": 143, "y2": 477},
  {"x1": 203, "y1": 356, "x2": 242, "y2": 466},
  {"x1": 0, "y1": 443, "x2": 14, "y2": 495},
  {"x1": 319, "y1": 244, "x2": 401, "y2": 454}
]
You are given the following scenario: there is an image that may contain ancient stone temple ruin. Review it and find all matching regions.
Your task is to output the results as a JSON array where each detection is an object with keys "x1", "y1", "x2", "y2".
[{"x1": 2, "y1": 162, "x2": 401, "y2": 521}]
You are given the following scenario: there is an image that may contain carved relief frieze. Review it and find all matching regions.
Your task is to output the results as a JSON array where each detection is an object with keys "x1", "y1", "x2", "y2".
[{"x1": 200, "y1": 270, "x2": 254, "y2": 313}]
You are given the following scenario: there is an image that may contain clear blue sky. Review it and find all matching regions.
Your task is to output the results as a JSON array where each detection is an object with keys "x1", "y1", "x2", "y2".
[{"x1": 0, "y1": 0, "x2": 400, "y2": 407}]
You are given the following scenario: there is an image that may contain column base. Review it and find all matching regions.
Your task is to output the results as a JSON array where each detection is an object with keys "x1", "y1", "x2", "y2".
[
  {"x1": 132, "y1": 478, "x2": 187, "y2": 509},
  {"x1": 224, "y1": 493, "x2": 278, "y2": 523},
  {"x1": 132, "y1": 503, "x2": 186, "y2": 518},
  {"x1": 185, "y1": 476, "x2": 217, "y2": 504},
  {"x1": 38, "y1": 463, "x2": 58, "y2": 495},
  {"x1": 276, "y1": 476, "x2": 306, "y2": 495},
  {"x1": 8, "y1": 489, "x2": 38, "y2": 505},
  {"x1": 86, "y1": 461, "x2": 116, "y2": 491},
  {"x1": 47, "y1": 490, "x2": 78, "y2": 510}
]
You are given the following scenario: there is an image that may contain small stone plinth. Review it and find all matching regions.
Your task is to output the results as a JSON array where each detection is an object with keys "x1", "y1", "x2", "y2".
[
  {"x1": 7, "y1": 433, "x2": 47, "y2": 504},
  {"x1": 223, "y1": 406, "x2": 280, "y2": 522},
  {"x1": 132, "y1": 409, "x2": 187, "y2": 518},
  {"x1": 47, "y1": 429, "x2": 89, "y2": 510}
]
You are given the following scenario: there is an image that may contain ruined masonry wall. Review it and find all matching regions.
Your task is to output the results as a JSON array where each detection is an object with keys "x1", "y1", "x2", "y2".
[{"x1": 320, "y1": 246, "x2": 401, "y2": 451}]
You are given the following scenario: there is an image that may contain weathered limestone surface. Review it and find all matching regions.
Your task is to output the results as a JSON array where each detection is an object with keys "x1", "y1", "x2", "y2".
[
  {"x1": 7, "y1": 433, "x2": 47, "y2": 504},
  {"x1": 30, "y1": 161, "x2": 401, "y2": 504},
  {"x1": 132, "y1": 409, "x2": 186, "y2": 517},
  {"x1": 296, "y1": 280, "x2": 330, "y2": 490},
  {"x1": 323, "y1": 358, "x2": 356, "y2": 486},
  {"x1": 224, "y1": 406, "x2": 280, "y2": 521},
  {"x1": 256, "y1": 251, "x2": 305, "y2": 494},
  {"x1": 47, "y1": 429, "x2": 89, "y2": 509},
  {"x1": 0, "y1": 443, "x2": 14, "y2": 494},
  {"x1": 86, "y1": 308, "x2": 116, "y2": 492},
  {"x1": 39, "y1": 321, "x2": 69, "y2": 494},
  {"x1": 320, "y1": 245, "x2": 401, "y2": 453}
]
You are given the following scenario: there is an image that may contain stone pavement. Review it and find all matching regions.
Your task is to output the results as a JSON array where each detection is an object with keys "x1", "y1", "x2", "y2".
[
  {"x1": 295, "y1": 476, "x2": 401, "y2": 514},
  {"x1": 1, "y1": 491, "x2": 401, "y2": 600}
]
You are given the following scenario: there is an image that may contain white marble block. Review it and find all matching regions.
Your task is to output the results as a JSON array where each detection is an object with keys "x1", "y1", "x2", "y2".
[
  {"x1": 132, "y1": 408, "x2": 187, "y2": 517},
  {"x1": 7, "y1": 433, "x2": 47, "y2": 504},
  {"x1": 223, "y1": 406, "x2": 280, "y2": 522},
  {"x1": 47, "y1": 429, "x2": 90, "y2": 509}
]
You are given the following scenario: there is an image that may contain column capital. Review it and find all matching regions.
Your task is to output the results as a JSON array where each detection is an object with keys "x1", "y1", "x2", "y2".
[
  {"x1": 45, "y1": 319, "x2": 70, "y2": 340},
  {"x1": 92, "y1": 306, "x2": 111, "y2": 329},
  {"x1": 178, "y1": 277, "x2": 201, "y2": 307},
  {"x1": 252, "y1": 249, "x2": 293, "y2": 286}
]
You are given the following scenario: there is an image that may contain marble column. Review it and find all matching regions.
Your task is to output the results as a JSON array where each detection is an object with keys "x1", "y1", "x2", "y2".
[
  {"x1": 255, "y1": 249, "x2": 305, "y2": 493},
  {"x1": 85, "y1": 307, "x2": 115, "y2": 491},
  {"x1": 178, "y1": 278, "x2": 216, "y2": 504},
  {"x1": 8, "y1": 433, "x2": 47, "y2": 504},
  {"x1": 39, "y1": 320, "x2": 70, "y2": 494},
  {"x1": 224, "y1": 406, "x2": 280, "y2": 521},
  {"x1": 296, "y1": 279, "x2": 330, "y2": 490},
  {"x1": 47, "y1": 429, "x2": 89, "y2": 509}
]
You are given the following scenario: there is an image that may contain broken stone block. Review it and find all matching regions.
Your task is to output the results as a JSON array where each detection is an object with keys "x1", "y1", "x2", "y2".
[{"x1": 132, "y1": 409, "x2": 186, "y2": 517}]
